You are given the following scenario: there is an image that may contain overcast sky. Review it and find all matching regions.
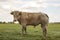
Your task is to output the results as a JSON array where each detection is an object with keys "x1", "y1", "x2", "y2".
[{"x1": 0, "y1": 0, "x2": 60, "y2": 22}]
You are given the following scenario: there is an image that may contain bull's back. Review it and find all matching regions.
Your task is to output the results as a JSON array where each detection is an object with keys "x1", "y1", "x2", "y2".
[
  {"x1": 22, "y1": 13, "x2": 41, "y2": 25},
  {"x1": 21, "y1": 12, "x2": 49, "y2": 25}
]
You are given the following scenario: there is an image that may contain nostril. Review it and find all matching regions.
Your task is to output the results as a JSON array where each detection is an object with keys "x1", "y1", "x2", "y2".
[{"x1": 13, "y1": 20, "x2": 16, "y2": 22}]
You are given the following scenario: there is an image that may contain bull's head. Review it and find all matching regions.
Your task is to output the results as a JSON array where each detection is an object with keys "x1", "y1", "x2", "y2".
[{"x1": 10, "y1": 11, "x2": 21, "y2": 22}]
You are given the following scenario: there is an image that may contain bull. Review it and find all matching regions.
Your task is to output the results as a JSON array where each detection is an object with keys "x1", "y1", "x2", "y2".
[{"x1": 10, "y1": 11, "x2": 49, "y2": 39}]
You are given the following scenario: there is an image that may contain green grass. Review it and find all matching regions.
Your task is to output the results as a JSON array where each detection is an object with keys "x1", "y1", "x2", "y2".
[{"x1": 0, "y1": 23, "x2": 60, "y2": 40}]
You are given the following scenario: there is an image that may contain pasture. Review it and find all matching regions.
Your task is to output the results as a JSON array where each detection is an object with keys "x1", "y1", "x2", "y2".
[{"x1": 0, "y1": 23, "x2": 60, "y2": 40}]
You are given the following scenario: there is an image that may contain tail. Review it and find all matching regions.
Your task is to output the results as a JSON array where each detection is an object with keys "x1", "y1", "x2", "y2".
[{"x1": 45, "y1": 14, "x2": 49, "y2": 18}]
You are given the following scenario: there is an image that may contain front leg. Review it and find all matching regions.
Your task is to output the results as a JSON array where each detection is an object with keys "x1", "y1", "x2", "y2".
[{"x1": 22, "y1": 25, "x2": 27, "y2": 35}]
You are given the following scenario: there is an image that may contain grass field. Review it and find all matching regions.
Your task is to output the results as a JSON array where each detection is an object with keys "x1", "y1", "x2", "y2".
[{"x1": 0, "y1": 23, "x2": 60, "y2": 40}]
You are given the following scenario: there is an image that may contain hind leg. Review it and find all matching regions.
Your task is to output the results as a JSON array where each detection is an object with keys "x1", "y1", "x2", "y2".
[{"x1": 41, "y1": 24, "x2": 47, "y2": 39}]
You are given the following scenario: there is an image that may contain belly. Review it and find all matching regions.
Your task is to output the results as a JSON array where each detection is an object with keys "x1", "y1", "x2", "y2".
[{"x1": 27, "y1": 19, "x2": 40, "y2": 26}]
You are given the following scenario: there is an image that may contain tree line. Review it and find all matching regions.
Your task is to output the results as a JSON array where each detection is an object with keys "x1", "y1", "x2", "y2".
[
  {"x1": 0, "y1": 21, "x2": 14, "y2": 24},
  {"x1": 0, "y1": 21, "x2": 60, "y2": 24}
]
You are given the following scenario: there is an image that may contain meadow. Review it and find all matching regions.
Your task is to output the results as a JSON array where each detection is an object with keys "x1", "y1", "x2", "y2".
[{"x1": 0, "y1": 23, "x2": 60, "y2": 40}]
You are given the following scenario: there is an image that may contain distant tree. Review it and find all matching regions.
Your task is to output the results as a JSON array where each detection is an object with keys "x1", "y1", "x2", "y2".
[
  {"x1": 54, "y1": 22, "x2": 60, "y2": 24},
  {"x1": 0, "y1": 21, "x2": 14, "y2": 24},
  {"x1": 8, "y1": 22, "x2": 14, "y2": 24},
  {"x1": 0, "y1": 22, "x2": 2, "y2": 24},
  {"x1": 2, "y1": 22, "x2": 6, "y2": 24}
]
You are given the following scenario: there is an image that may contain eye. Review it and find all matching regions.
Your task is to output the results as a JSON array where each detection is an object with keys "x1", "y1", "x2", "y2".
[
  {"x1": 19, "y1": 13, "x2": 21, "y2": 15},
  {"x1": 19, "y1": 12, "x2": 21, "y2": 15}
]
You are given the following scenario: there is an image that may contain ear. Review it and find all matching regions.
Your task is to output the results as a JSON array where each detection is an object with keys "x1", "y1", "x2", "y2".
[
  {"x1": 11, "y1": 12, "x2": 13, "y2": 15},
  {"x1": 19, "y1": 12, "x2": 22, "y2": 15}
]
